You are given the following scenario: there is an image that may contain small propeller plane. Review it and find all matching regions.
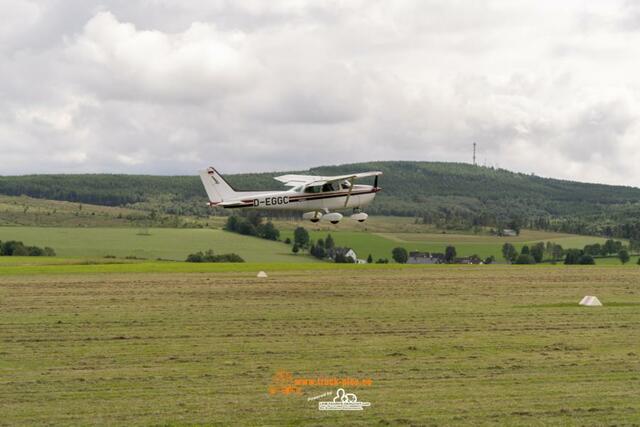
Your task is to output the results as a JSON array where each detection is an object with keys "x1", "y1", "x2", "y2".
[{"x1": 199, "y1": 167, "x2": 382, "y2": 224}]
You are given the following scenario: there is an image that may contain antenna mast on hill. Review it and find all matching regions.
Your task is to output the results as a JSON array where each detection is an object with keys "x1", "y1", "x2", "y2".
[{"x1": 473, "y1": 142, "x2": 477, "y2": 166}]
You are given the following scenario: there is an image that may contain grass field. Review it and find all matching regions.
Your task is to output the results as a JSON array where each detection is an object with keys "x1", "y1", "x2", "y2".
[
  {"x1": 1, "y1": 265, "x2": 639, "y2": 425},
  {"x1": 282, "y1": 228, "x2": 610, "y2": 261},
  {"x1": 0, "y1": 195, "x2": 146, "y2": 227},
  {"x1": 0, "y1": 224, "x2": 617, "y2": 265},
  {"x1": 0, "y1": 226, "x2": 316, "y2": 263}
]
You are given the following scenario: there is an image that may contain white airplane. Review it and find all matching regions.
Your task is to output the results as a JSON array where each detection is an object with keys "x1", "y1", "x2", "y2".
[{"x1": 199, "y1": 167, "x2": 382, "y2": 224}]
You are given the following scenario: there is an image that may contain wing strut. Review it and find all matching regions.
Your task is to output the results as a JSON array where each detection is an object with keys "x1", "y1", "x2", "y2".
[{"x1": 343, "y1": 177, "x2": 355, "y2": 207}]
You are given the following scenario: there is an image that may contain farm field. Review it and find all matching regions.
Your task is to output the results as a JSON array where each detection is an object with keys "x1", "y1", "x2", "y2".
[
  {"x1": 281, "y1": 228, "x2": 610, "y2": 261},
  {"x1": 0, "y1": 195, "x2": 147, "y2": 227},
  {"x1": 0, "y1": 226, "x2": 315, "y2": 263},
  {"x1": 1, "y1": 224, "x2": 618, "y2": 264},
  {"x1": 1, "y1": 265, "x2": 639, "y2": 425}
]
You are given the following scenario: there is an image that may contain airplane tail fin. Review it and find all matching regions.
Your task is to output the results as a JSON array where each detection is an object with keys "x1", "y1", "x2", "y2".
[{"x1": 199, "y1": 167, "x2": 237, "y2": 204}]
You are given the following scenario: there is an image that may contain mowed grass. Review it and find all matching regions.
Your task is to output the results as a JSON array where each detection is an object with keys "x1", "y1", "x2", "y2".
[
  {"x1": 1, "y1": 266, "x2": 639, "y2": 425},
  {"x1": 0, "y1": 226, "x2": 316, "y2": 263},
  {"x1": 0, "y1": 259, "x2": 408, "y2": 275}
]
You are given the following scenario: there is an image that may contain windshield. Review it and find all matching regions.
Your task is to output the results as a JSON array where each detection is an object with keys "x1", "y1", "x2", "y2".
[{"x1": 304, "y1": 183, "x2": 339, "y2": 193}]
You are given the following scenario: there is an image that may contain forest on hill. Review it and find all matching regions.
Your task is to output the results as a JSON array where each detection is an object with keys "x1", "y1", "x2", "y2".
[{"x1": 1, "y1": 161, "x2": 640, "y2": 239}]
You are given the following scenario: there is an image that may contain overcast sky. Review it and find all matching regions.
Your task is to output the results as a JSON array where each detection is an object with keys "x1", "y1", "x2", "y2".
[{"x1": 1, "y1": 1, "x2": 640, "y2": 184}]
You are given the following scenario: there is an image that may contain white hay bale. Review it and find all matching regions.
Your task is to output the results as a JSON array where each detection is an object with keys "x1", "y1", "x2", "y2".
[
  {"x1": 257, "y1": 271, "x2": 268, "y2": 278},
  {"x1": 579, "y1": 296, "x2": 602, "y2": 306}
]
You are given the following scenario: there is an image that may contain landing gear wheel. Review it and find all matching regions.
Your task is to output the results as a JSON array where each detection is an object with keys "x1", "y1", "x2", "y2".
[
  {"x1": 350, "y1": 212, "x2": 368, "y2": 222},
  {"x1": 331, "y1": 221, "x2": 339, "y2": 225},
  {"x1": 310, "y1": 218, "x2": 320, "y2": 223}
]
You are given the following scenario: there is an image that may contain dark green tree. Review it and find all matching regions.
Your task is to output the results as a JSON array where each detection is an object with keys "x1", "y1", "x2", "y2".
[
  {"x1": 325, "y1": 234, "x2": 335, "y2": 250},
  {"x1": 186, "y1": 251, "x2": 204, "y2": 262},
  {"x1": 237, "y1": 221, "x2": 256, "y2": 236},
  {"x1": 13, "y1": 245, "x2": 29, "y2": 256},
  {"x1": 521, "y1": 245, "x2": 530, "y2": 255},
  {"x1": 619, "y1": 249, "x2": 630, "y2": 264},
  {"x1": 584, "y1": 244, "x2": 602, "y2": 256},
  {"x1": 257, "y1": 222, "x2": 280, "y2": 240},
  {"x1": 578, "y1": 255, "x2": 595, "y2": 265},
  {"x1": 316, "y1": 246, "x2": 327, "y2": 259},
  {"x1": 564, "y1": 249, "x2": 584, "y2": 265},
  {"x1": 294, "y1": 227, "x2": 310, "y2": 249},
  {"x1": 530, "y1": 242, "x2": 545, "y2": 263},
  {"x1": 601, "y1": 239, "x2": 622, "y2": 256},
  {"x1": 502, "y1": 243, "x2": 518, "y2": 263},
  {"x1": 514, "y1": 254, "x2": 535, "y2": 264},
  {"x1": 224, "y1": 216, "x2": 239, "y2": 232},
  {"x1": 551, "y1": 244, "x2": 564, "y2": 261},
  {"x1": 367, "y1": 254, "x2": 373, "y2": 264},
  {"x1": 507, "y1": 218, "x2": 522, "y2": 235},
  {"x1": 444, "y1": 245, "x2": 457, "y2": 263},
  {"x1": 246, "y1": 212, "x2": 263, "y2": 228},
  {"x1": 43, "y1": 247, "x2": 56, "y2": 256},
  {"x1": 392, "y1": 247, "x2": 409, "y2": 264}
]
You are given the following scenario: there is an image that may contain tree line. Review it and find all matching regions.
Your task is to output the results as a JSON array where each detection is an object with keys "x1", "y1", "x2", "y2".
[
  {"x1": 224, "y1": 213, "x2": 280, "y2": 241},
  {"x1": 185, "y1": 249, "x2": 244, "y2": 263},
  {"x1": 0, "y1": 240, "x2": 56, "y2": 257},
  {"x1": 501, "y1": 239, "x2": 637, "y2": 265}
]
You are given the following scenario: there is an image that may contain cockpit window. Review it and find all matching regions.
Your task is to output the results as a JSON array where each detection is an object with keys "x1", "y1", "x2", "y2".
[
  {"x1": 292, "y1": 186, "x2": 303, "y2": 192},
  {"x1": 304, "y1": 185, "x2": 322, "y2": 193},
  {"x1": 340, "y1": 181, "x2": 351, "y2": 190},
  {"x1": 321, "y1": 182, "x2": 337, "y2": 192}
]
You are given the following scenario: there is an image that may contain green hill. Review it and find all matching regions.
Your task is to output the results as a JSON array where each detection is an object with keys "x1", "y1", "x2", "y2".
[{"x1": 1, "y1": 161, "x2": 640, "y2": 238}]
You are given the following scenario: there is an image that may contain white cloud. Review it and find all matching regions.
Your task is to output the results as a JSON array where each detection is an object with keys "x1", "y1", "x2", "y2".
[
  {"x1": 0, "y1": 0, "x2": 42, "y2": 51},
  {"x1": 1, "y1": 1, "x2": 640, "y2": 186},
  {"x1": 66, "y1": 11, "x2": 261, "y2": 103}
]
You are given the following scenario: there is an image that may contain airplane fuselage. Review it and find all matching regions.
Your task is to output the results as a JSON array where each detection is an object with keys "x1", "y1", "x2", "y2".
[{"x1": 209, "y1": 184, "x2": 379, "y2": 211}]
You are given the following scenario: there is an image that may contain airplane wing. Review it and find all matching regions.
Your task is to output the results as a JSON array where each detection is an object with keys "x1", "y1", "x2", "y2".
[
  {"x1": 305, "y1": 171, "x2": 383, "y2": 186},
  {"x1": 273, "y1": 174, "x2": 321, "y2": 187},
  {"x1": 274, "y1": 171, "x2": 383, "y2": 187}
]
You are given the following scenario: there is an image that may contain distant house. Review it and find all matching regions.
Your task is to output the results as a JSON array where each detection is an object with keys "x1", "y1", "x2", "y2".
[
  {"x1": 502, "y1": 229, "x2": 517, "y2": 237},
  {"x1": 408, "y1": 252, "x2": 483, "y2": 265},
  {"x1": 328, "y1": 247, "x2": 358, "y2": 263},
  {"x1": 407, "y1": 252, "x2": 445, "y2": 264},
  {"x1": 454, "y1": 255, "x2": 483, "y2": 265}
]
